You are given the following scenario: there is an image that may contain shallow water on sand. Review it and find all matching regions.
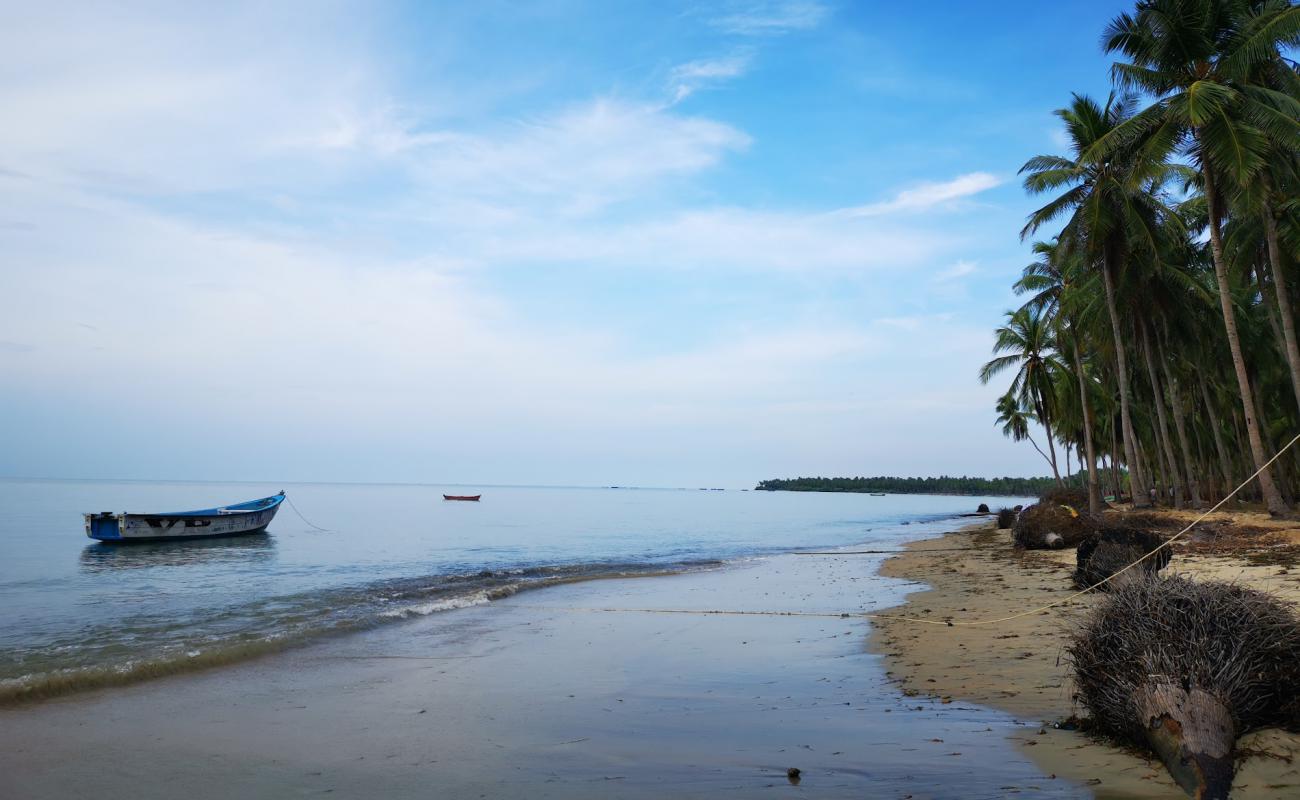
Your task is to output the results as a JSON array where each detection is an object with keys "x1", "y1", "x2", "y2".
[{"x1": 0, "y1": 479, "x2": 1019, "y2": 700}]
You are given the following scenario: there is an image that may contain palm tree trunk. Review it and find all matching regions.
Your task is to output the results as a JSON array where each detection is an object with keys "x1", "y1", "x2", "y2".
[
  {"x1": 1139, "y1": 321, "x2": 1185, "y2": 508},
  {"x1": 1199, "y1": 377, "x2": 1234, "y2": 499},
  {"x1": 1201, "y1": 162, "x2": 1288, "y2": 516},
  {"x1": 1101, "y1": 249, "x2": 1150, "y2": 507},
  {"x1": 1034, "y1": 397, "x2": 1063, "y2": 485},
  {"x1": 1262, "y1": 196, "x2": 1300, "y2": 414},
  {"x1": 1072, "y1": 338, "x2": 1102, "y2": 515},
  {"x1": 1160, "y1": 353, "x2": 1202, "y2": 507}
]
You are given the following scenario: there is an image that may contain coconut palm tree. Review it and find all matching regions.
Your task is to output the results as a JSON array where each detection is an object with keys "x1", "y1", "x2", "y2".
[
  {"x1": 1101, "y1": 0, "x2": 1300, "y2": 515},
  {"x1": 1016, "y1": 240, "x2": 1105, "y2": 514},
  {"x1": 1020, "y1": 92, "x2": 1178, "y2": 507},
  {"x1": 993, "y1": 392, "x2": 1057, "y2": 473},
  {"x1": 980, "y1": 306, "x2": 1067, "y2": 484}
]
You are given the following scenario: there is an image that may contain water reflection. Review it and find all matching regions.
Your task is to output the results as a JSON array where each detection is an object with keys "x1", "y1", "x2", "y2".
[{"x1": 80, "y1": 534, "x2": 275, "y2": 572}]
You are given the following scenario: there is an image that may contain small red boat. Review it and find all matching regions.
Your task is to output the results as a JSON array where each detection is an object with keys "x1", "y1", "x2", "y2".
[{"x1": 443, "y1": 494, "x2": 481, "y2": 502}]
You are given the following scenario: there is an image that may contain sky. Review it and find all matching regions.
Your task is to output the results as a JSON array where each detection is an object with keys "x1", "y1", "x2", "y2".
[{"x1": 0, "y1": 0, "x2": 1133, "y2": 487}]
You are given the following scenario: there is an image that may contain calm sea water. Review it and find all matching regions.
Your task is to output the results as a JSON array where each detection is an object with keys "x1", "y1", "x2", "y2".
[{"x1": 0, "y1": 479, "x2": 1021, "y2": 701}]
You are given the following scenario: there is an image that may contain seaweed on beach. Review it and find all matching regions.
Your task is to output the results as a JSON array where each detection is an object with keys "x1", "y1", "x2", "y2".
[
  {"x1": 1073, "y1": 527, "x2": 1169, "y2": 590},
  {"x1": 1011, "y1": 502, "x2": 1097, "y2": 549},
  {"x1": 1068, "y1": 577, "x2": 1300, "y2": 798}
]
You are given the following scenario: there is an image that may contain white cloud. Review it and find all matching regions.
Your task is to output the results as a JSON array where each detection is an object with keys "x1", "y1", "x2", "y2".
[
  {"x1": 934, "y1": 260, "x2": 978, "y2": 282},
  {"x1": 0, "y1": 3, "x2": 1052, "y2": 483},
  {"x1": 669, "y1": 54, "x2": 753, "y2": 102},
  {"x1": 840, "y1": 172, "x2": 1004, "y2": 217},
  {"x1": 402, "y1": 99, "x2": 751, "y2": 214},
  {"x1": 709, "y1": 1, "x2": 829, "y2": 35}
]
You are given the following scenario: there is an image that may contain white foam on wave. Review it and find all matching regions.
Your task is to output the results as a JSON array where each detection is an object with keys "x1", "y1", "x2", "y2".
[{"x1": 377, "y1": 590, "x2": 493, "y2": 619}]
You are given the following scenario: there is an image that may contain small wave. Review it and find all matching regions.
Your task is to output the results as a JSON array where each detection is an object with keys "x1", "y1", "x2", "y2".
[
  {"x1": 378, "y1": 590, "x2": 493, "y2": 619},
  {"x1": 0, "y1": 558, "x2": 721, "y2": 706}
]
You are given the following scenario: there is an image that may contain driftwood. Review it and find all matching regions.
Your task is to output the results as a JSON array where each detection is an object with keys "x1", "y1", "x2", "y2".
[{"x1": 1068, "y1": 577, "x2": 1300, "y2": 799}]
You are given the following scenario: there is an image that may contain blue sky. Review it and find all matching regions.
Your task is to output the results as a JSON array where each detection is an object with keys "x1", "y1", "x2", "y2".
[{"x1": 0, "y1": 1, "x2": 1132, "y2": 486}]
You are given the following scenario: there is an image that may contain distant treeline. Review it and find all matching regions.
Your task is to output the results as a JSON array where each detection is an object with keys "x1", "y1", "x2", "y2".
[{"x1": 754, "y1": 476, "x2": 1062, "y2": 497}]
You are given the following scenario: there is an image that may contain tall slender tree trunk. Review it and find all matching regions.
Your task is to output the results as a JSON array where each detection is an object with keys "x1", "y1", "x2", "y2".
[
  {"x1": 1139, "y1": 321, "x2": 1185, "y2": 508},
  {"x1": 1200, "y1": 377, "x2": 1234, "y2": 500},
  {"x1": 1101, "y1": 250, "x2": 1150, "y2": 507},
  {"x1": 1072, "y1": 338, "x2": 1102, "y2": 515},
  {"x1": 1201, "y1": 162, "x2": 1288, "y2": 516},
  {"x1": 1262, "y1": 195, "x2": 1300, "y2": 414},
  {"x1": 1035, "y1": 396, "x2": 1063, "y2": 485},
  {"x1": 1160, "y1": 351, "x2": 1202, "y2": 507}
]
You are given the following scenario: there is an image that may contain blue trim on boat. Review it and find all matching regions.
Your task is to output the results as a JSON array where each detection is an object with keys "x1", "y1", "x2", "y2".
[{"x1": 84, "y1": 493, "x2": 285, "y2": 543}]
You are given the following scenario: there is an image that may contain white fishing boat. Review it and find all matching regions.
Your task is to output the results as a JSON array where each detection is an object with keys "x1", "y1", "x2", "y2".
[{"x1": 84, "y1": 492, "x2": 285, "y2": 542}]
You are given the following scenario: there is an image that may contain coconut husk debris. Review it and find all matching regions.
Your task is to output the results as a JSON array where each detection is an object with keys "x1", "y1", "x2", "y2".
[
  {"x1": 996, "y1": 507, "x2": 1017, "y2": 529},
  {"x1": 1073, "y1": 527, "x2": 1170, "y2": 590},
  {"x1": 1068, "y1": 576, "x2": 1300, "y2": 799},
  {"x1": 1012, "y1": 502, "x2": 1097, "y2": 549}
]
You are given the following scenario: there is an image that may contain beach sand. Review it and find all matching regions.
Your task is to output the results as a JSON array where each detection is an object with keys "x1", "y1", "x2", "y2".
[
  {"x1": 0, "y1": 538, "x2": 1086, "y2": 799},
  {"x1": 870, "y1": 512, "x2": 1300, "y2": 799}
]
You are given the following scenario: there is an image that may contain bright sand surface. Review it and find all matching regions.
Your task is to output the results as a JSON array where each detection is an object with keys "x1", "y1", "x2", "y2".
[
  {"x1": 871, "y1": 514, "x2": 1300, "y2": 799},
  {"x1": 1, "y1": 542, "x2": 1089, "y2": 799}
]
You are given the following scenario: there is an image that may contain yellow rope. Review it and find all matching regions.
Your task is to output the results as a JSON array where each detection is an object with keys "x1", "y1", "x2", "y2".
[{"x1": 521, "y1": 431, "x2": 1300, "y2": 629}]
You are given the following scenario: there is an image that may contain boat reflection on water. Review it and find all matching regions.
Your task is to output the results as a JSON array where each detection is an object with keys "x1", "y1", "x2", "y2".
[{"x1": 79, "y1": 532, "x2": 275, "y2": 572}]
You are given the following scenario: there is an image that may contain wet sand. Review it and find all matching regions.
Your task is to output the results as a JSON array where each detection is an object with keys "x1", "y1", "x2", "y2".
[
  {"x1": 871, "y1": 514, "x2": 1300, "y2": 799},
  {"x1": 1, "y1": 541, "x2": 1084, "y2": 799}
]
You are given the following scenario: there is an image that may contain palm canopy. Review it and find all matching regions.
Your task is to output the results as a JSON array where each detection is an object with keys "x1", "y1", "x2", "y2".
[
  {"x1": 1021, "y1": 92, "x2": 1182, "y2": 270},
  {"x1": 979, "y1": 306, "x2": 1066, "y2": 418},
  {"x1": 1097, "y1": 0, "x2": 1300, "y2": 186}
]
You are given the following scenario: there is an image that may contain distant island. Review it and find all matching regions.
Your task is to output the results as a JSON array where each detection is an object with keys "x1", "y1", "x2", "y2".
[{"x1": 754, "y1": 475, "x2": 1060, "y2": 497}]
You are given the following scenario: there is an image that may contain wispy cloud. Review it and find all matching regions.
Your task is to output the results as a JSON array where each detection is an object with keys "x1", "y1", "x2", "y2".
[
  {"x1": 933, "y1": 260, "x2": 978, "y2": 282},
  {"x1": 839, "y1": 172, "x2": 1004, "y2": 218},
  {"x1": 668, "y1": 54, "x2": 752, "y2": 103},
  {"x1": 709, "y1": 1, "x2": 829, "y2": 35}
]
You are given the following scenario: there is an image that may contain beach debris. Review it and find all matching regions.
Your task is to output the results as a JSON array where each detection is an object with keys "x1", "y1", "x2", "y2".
[
  {"x1": 996, "y1": 507, "x2": 1017, "y2": 529},
  {"x1": 1073, "y1": 527, "x2": 1170, "y2": 590},
  {"x1": 977, "y1": 503, "x2": 991, "y2": 514},
  {"x1": 1068, "y1": 577, "x2": 1300, "y2": 799},
  {"x1": 1039, "y1": 486, "x2": 1109, "y2": 512},
  {"x1": 1011, "y1": 503, "x2": 1097, "y2": 549}
]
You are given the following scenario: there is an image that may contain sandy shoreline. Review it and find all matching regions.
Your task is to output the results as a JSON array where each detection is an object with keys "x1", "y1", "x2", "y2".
[
  {"x1": 0, "y1": 524, "x2": 1084, "y2": 799},
  {"x1": 869, "y1": 513, "x2": 1300, "y2": 798}
]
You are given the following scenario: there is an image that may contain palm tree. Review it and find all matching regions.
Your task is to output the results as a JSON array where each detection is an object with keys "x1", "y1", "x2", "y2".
[
  {"x1": 1016, "y1": 240, "x2": 1104, "y2": 514},
  {"x1": 980, "y1": 306, "x2": 1066, "y2": 484},
  {"x1": 993, "y1": 392, "x2": 1057, "y2": 472},
  {"x1": 1101, "y1": 0, "x2": 1300, "y2": 515},
  {"x1": 1020, "y1": 92, "x2": 1177, "y2": 507}
]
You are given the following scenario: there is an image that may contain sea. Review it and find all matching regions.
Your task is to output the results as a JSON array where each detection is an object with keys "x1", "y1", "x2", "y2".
[{"x1": 0, "y1": 479, "x2": 1023, "y2": 703}]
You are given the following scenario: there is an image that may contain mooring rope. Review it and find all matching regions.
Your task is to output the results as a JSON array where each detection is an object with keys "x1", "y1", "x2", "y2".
[
  {"x1": 284, "y1": 494, "x2": 332, "y2": 532},
  {"x1": 519, "y1": 431, "x2": 1300, "y2": 629}
]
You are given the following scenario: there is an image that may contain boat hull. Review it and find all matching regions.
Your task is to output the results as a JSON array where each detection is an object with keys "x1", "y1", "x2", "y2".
[
  {"x1": 443, "y1": 494, "x2": 481, "y2": 501},
  {"x1": 85, "y1": 494, "x2": 284, "y2": 543}
]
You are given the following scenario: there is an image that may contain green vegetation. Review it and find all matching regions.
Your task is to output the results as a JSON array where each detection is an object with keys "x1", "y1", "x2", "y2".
[
  {"x1": 754, "y1": 476, "x2": 1059, "y2": 497},
  {"x1": 983, "y1": 0, "x2": 1300, "y2": 517}
]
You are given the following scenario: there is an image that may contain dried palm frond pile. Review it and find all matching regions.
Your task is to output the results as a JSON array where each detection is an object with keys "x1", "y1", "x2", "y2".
[
  {"x1": 1068, "y1": 577, "x2": 1300, "y2": 798},
  {"x1": 1073, "y1": 527, "x2": 1170, "y2": 590},
  {"x1": 1011, "y1": 502, "x2": 1097, "y2": 549},
  {"x1": 996, "y1": 507, "x2": 1017, "y2": 529}
]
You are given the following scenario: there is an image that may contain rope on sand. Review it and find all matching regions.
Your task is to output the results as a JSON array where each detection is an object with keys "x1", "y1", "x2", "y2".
[{"x1": 523, "y1": 431, "x2": 1300, "y2": 629}]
